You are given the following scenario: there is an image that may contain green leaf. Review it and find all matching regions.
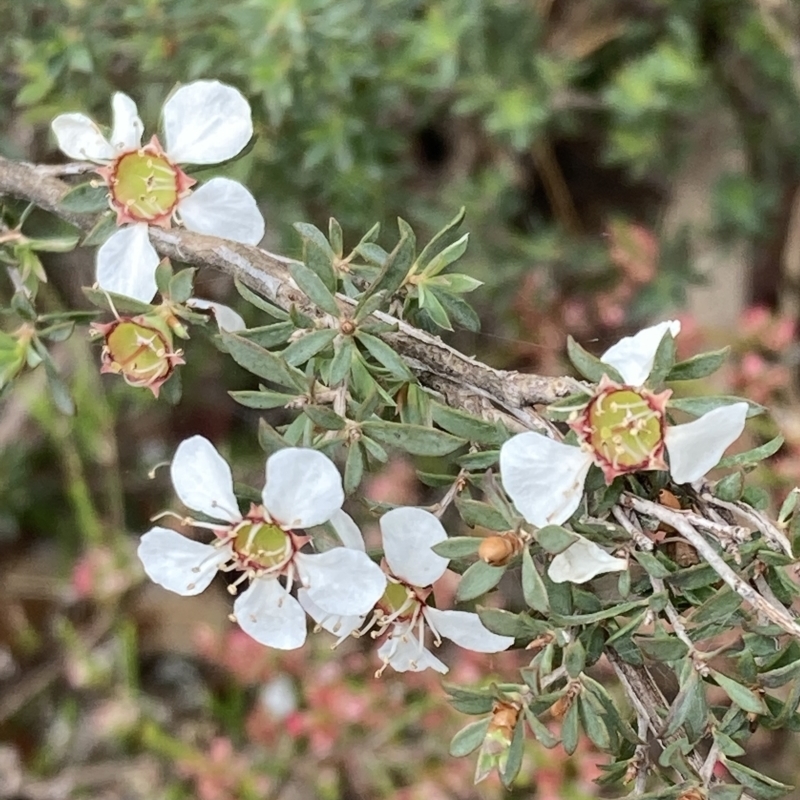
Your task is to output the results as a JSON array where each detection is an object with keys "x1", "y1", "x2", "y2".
[
  {"x1": 631, "y1": 549, "x2": 674, "y2": 578},
  {"x1": 257, "y1": 418, "x2": 287, "y2": 455},
  {"x1": 667, "y1": 347, "x2": 730, "y2": 381},
  {"x1": 444, "y1": 685, "x2": 494, "y2": 715},
  {"x1": 168, "y1": 268, "x2": 196, "y2": 304},
  {"x1": 59, "y1": 182, "x2": 110, "y2": 213},
  {"x1": 722, "y1": 759, "x2": 793, "y2": 800},
  {"x1": 564, "y1": 638, "x2": 586, "y2": 678},
  {"x1": 356, "y1": 233, "x2": 415, "y2": 313},
  {"x1": 426, "y1": 272, "x2": 483, "y2": 293},
  {"x1": 355, "y1": 331, "x2": 414, "y2": 381},
  {"x1": 717, "y1": 435, "x2": 784, "y2": 468},
  {"x1": 449, "y1": 718, "x2": 490, "y2": 757},
  {"x1": 477, "y1": 607, "x2": 521, "y2": 638},
  {"x1": 431, "y1": 401, "x2": 508, "y2": 446},
  {"x1": 550, "y1": 598, "x2": 649, "y2": 626},
  {"x1": 635, "y1": 635, "x2": 689, "y2": 662},
  {"x1": 668, "y1": 395, "x2": 765, "y2": 419},
  {"x1": 523, "y1": 708, "x2": 559, "y2": 748},
  {"x1": 711, "y1": 670, "x2": 768, "y2": 716},
  {"x1": 434, "y1": 289, "x2": 480, "y2": 332},
  {"x1": 566, "y1": 336, "x2": 623, "y2": 383},
  {"x1": 454, "y1": 497, "x2": 510, "y2": 531},
  {"x1": 282, "y1": 328, "x2": 337, "y2": 367},
  {"x1": 416, "y1": 206, "x2": 466, "y2": 271},
  {"x1": 432, "y1": 536, "x2": 482, "y2": 558},
  {"x1": 545, "y1": 392, "x2": 592, "y2": 420},
  {"x1": 234, "y1": 279, "x2": 289, "y2": 319},
  {"x1": 561, "y1": 699, "x2": 580, "y2": 755},
  {"x1": 303, "y1": 405, "x2": 345, "y2": 430},
  {"x1": 714, "y1": 471, "x2": 744, "y2": 501},
  {"x1": 328, "y1": 217, "x2": 344, "y2": 258},
  {"x1": 344, "y1": 441, "x2": 364, "y2": 495},
  {"x1": 329, "y1": 337, "x2": 355, "y2": 386},
  {"x1": 457, "y1": 450, "x2": 500, "y2": 470},
  {"x1": 664, "y1": 668, "x2": 703, "y2": 737},
  {"x1": 455, "y1": 560, "x2": 506, "y2": 601},
  {"x1": 220, "y1": 332, "x2": 307, "y2": 391},
  {"x1": 521, "y1": 548, "x2": 549, "y2": 614},
  {"x1": 288, "y1": 261, "x2": 340, "y2": 316},
  {"x1": 237, "y1": 321, "x2": 294, "y2": 348},
  {"x1": 229, "y1": 389, "x2": 299, "y2": 409},
  {"x1": 536, "y1": 525, "x2": 579, "y2": 555},
  {"x1": 578, "y1": 695, "x2": 611, "y2": 751},
  {"x1": 82, "y1": 212, "x2": 117, "y2": 246},
  {"x1": 647, "y1": 327, "x2": 677, "y2": 386},
  {"x1": 708, "y1": 786, "x2": 743, "y2": 800},
  {"x1": 361, "y1": 420, "x2": 466, "y2": 456},
  {"x1": 419, "y1": 232, "x2": 469, "y2": 278},
  {"x1": 44, "y1": 360, "x2": 75, "y2": 415}
]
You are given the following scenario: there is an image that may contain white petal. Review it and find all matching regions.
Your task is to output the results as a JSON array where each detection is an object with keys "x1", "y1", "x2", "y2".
[
  {"x1": 665, "y1": 402, "x2": 749, "y2": 484},
  {"x1": 186, "y1": 298, "x2": 246, "y2": 332},
  {"x1": 233, "y1": 579, "x2": 307, "y2": 650},
  {"x1": 96, "y1": 224, "x2": 160, "y2": 303},
  {"x1": 170, "y1": 435, "x2": 240, "y2": 522},
  {"x1": 330, "y1": 509, "x2": 366, "y2": 551},
  {"x1": 137, "y1": 526, "x2": 227, "y2": 596},
  {"x1": 499, "y1": 432, "x2": 592, "y2": 527},
  {"x1": 297, "y1": 588, "x2": 364, "y2": 638},
  {"x1": 380, "y1": 507, "x2": 449, "y2": 587},
  {"x1": 548, "y1": 535, "x2": 627, "y2": 584},
  {"x1": 162, "y1": 80, "x2": 252, "y2": 164},
  {"x1": 178, "y1": 178, "x2": 265, "y2": 244},
  {"x1": 600, "y1": 320, "x2": 681, "y2": 386},
  {"x1": 295, "y1": 549, "x2": 386, "y2": 616},
  {"x1": 424, "y1": 608, "x2": 514, "y2": 653},
  {"x1": 109, "y1": 93, "x2": 144, "y2": 151},
  {"x1": 51, "y1": 113, "x2": 115, "y2": 161},
  {"x1": 263, "y1": 448, "x2": 344, "y2": 529},
  {"x1": 378, "y1": 629, "x2": 448, "y2": 674}
]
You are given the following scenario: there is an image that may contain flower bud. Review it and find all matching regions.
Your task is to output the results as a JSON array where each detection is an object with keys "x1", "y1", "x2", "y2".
[
  {"x1": 474, "y1": 701, "x2": 521, "y2": 784},
  {"x1": 93, "y1": 314, "x2": 184, "y2": 396},
  {"x1": 478, "y1": 532, "x2": 525, "y2": 566},
  {"x1": 0, "y1": 326, "x2": 36, "y2": 390}
]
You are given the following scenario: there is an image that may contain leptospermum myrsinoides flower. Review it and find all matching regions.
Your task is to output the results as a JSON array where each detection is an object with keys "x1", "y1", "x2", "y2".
[
  {"x1": 137, "y1": 436, "x2": 386, "y2": 649},
  {"x1": 51, "y1": 81, "x2": 265, "y2": 302},
  {"x1": 300, "y1": 507, "x2": 514, "y2": 675},
  {"x1": 500, "y1": 320, "x2": 749, "y2": 584}
]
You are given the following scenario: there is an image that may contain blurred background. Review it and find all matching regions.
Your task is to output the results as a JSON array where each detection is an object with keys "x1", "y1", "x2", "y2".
[{"x1": 2, "y1": 0, "x2": 800, "y2": 797}]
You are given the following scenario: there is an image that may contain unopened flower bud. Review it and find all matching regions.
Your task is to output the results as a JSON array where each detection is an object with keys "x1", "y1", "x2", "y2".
[
  {"x1": 0, "y1": 325, "x2": 38, "y2": 390},
  {"x1": 474, "y1": 701, "x2": 521, "y2": 784},
  {"x1": 548, "y1": 679, "x2": 581, "y2": 720},
  {"x1": 478, "y1": 532, "x2": 525, "y2": 566},
  {"x1": 93, "y1": 314, "x2": 184, "y2": 397}
]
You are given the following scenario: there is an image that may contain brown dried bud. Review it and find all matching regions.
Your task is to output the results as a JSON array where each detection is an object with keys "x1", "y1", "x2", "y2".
[
  {"x1": 548, "y1": 680, "x2": 581, "y2": 720},
  {"x1": 478, "y1": 532, "x2": 525, "y2": 566}
]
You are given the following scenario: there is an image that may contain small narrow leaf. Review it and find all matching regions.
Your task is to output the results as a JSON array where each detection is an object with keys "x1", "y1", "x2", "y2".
[
  {"x1": 711, "y1": 670, "x2": 769, "y2": 716},
  {"x1": 521, "y1": 548, "x2": 550, "y2": 614},
  {"x1": 221, "y1": 332, "x2": 307, "y2": 391},
  {"x1": 566, "y1": 337, "x2": 623, "y2": 383},
  {"x1": 288, "y1": 262, "x2": 340, "y2": 316},
  {"x1": 59, "y1": 182, "x2": 110, "y2": 213},
  {"x1": 536, "y1": 525, "x2": 579, "y2": 555},
  {"x1": 431, "y1": 401, "x2": 508, "y2": 447},
  {"x1": 432, "y1": 537, "x2": 482, "y2": 558},
  {"x1": 361, "y1": 420, "x2": 466, "y2": 456},
  {"x1": 667, "y1": 347, "x2": 730, "y2": 381},
  {"x1": 455, "y1": 560, "x2": 506, "y2": 601},
  {"x1": 669, "y1": 395, "x2": 765, "y2": 419},
  {"x1": 717, "y1": 435, "x2": 784, "y2": 468},
  {"x1": 454, "y1": 497, "x2": 511, "y2": 531},
  {"x1": 355, "y1": 331, "x2": 415, "y2": 381},
  {"x1": 282, "y1": 328, "x2": 337, "y2": 367},
  {"x1": 449, "y1": 718, "x2": 491, "y2": 757}
]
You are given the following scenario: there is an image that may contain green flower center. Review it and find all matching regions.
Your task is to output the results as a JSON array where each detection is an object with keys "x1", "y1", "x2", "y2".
[
  {"x1": 110, "y1": 150, "x2": 180, "y2": 222},
  {"x1": 233, "y1": 521, "x2": 290, "y2": 569},
  {"x1": 379, "y1": 581, "x2": 418, "y2": 618},
  {"x1": 587, "y1": 388, "x2": 663, "y2": 470},
  {"x1": 106, "y1": 321, "x2": 171, "y2": 382}
]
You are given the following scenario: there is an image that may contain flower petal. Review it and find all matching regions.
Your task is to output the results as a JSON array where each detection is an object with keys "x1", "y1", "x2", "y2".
[
  {"x1": 297, "y1": 588, "x2": 364, "y2": 639},
  {"x1": 424, "y1": 607, "x2": 514, "y2": 652},
  {"x1": 170, "y1": 435, "x2": 241, "y2": 522},
  {"x1": 96, "y1": 224, "x2": 160, "y2": 303},
  {"x1": 330, "y1": 509, "x2": 366, "y2": 551},
  {"x1": 601, "y1": 320, "x2": 681, "y2": 386},
  {"x1": 263, "y1": 448, "x2": 344, "y2": 529},
  {"x1": 295, "y1": 549, "x2": 386, "y2": 616},
  {"x1": 109, "y1": 93, "x2": 144, "y2": 151},
  {"x1": 138, "y1": 526, "x2": 228, "y2": 596},
  {"x1": 380, "y1": 507, "x2": 449, "y2": 587},
  {"x1": 186, "y1": 298, "x2": 246, "y2": 332},
  {"x1": 665, "y1": 402, "x2": 749, "y2": 484},
  {"x1": 234, "y1": 579, "x2": 307, "y2": 650},
  {"x1": 499, "y1": 432, "x2": 592, "y2": 527},
  {"x1": 378, "y1": 629, "x2": 448, "y2": 674},
  {"x1": 178, "y1": 178, "x2": 265, "y2": 244},
  {"x1": 548, "y1": 535, "x2": 627, "y2": 584},
  {"x1": 51, "y1": 113, "x2": 115, "y2": 161},
  {"x1": 162, "y1": 80, "x2": 253, "y2": 164}
]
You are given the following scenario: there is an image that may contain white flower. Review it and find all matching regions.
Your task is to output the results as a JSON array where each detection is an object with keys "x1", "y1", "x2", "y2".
[
  {"x1": 548, "y1": 535, "x2": 627, "y2": 584},
  {"x1": 301, "y1": 506, "x2": 514, "y2": 675},
  {"x1": 137, "y1": 436, "x2": 386, "y2": 650},
  {"x1": 51, "y1": 81, "x2": 265, "y2": 303},
  {"x1": 499, "y1": 320, "x2": 749, "y2": 583}
]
